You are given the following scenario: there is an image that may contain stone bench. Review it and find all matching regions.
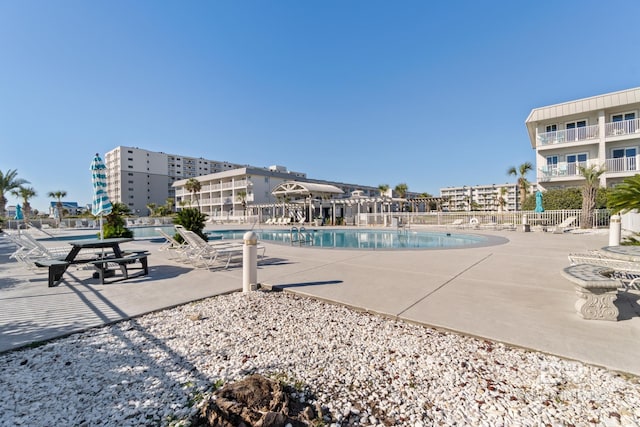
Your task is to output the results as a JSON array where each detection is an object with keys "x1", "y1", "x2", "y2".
[
  {"x1": 561, "y1": 264, "x2": 620, "y2": 321},
  {"x1": 89, "y1": 253, "x2": 149, "y2": 284}
]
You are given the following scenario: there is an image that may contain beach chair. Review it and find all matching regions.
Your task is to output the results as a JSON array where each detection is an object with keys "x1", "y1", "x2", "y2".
[
  {"x1": 449, "y1": 219, "x2": 464, "y2": 228},
  {"x1": 175, "y1": 226, "x2": 243, "y2": 269},
  {"x1": 552, "y1": 216, "x2": 577, "y2": 234},
  {"x1": 155, "y1": 227, "x2": 187, "y2": 259}
]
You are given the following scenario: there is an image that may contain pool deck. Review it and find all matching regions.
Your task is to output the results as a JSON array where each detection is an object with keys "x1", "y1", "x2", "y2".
[{"x1": 1, "y1": 225, "x2": 639, "y2": 377}]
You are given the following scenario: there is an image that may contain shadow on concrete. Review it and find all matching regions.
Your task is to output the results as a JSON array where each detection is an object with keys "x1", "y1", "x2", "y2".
[
  {"x1": 616, "y1": 291, "x2": 640, "y2": 321},
  {"x1": 270, "y1": 280, "x2": 343, "y2": 290}
]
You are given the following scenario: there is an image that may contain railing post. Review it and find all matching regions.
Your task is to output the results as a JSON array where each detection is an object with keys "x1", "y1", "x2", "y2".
[{"x1": 243, "y1": 231, "x2": 258, "y2": 292}]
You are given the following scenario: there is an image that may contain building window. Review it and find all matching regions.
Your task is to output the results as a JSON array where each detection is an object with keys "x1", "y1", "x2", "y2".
[
  {"x1": 566, "y1": 153, "x2": 588, "y2": 175},
  {"x1": 612, "y1": 112, "x2": 636, "y2": 122},
  {"x1": 611, "y1": 147, "x2": 638, "y2": 172},
  {"x1": 545, "y1": 124, "x2": 557, "y2": 132},
  {"x1": 565, "y1": 120, "x2": 587, "y2": 141},
  {"x1": 545, "y1": 156, "x2": 558, "y2": 176}
]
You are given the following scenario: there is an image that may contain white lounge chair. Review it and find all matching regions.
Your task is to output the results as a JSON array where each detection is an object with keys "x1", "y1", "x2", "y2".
[
  {"x1": 448, "y1": 219, "x2": 464, "y2": 228},
  {"x1": 175, "y1": 226, "x2": 244, "y2": 269},
  {"x1": 552, "y1": 216, "x2": 577, "y2": 233},
  {"x1": 155, "y1": 227, "x2": 187, "y2": 259}
]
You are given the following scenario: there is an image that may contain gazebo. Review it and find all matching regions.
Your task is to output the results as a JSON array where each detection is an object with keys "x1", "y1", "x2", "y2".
[{"x1": 270, "y1": 181, "x2": 344, "y2": 223}]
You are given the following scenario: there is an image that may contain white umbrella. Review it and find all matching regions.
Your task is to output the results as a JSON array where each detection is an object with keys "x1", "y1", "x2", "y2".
[{"x1": 90, "y1": 153, "x2": 113, "y2": 239}]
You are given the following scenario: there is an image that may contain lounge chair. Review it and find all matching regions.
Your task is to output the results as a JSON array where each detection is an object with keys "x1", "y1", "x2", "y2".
[
  {"x1": 552, "y1": 216, "x2": 577, "y2": 233},
  {"x1": 155, "y1": 227, "x2": 187, "y2": 259},
  {"x1": 175, "y1": 226, "x2": 245, "y2": 269},
  {"x1": 448, "y1": 219, "x2": 464, "y2": 228}
]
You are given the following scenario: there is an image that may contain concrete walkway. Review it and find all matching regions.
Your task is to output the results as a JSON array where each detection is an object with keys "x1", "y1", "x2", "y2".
[{"x1": 1, "y1": 226, "x2": 639, "y2": 376}]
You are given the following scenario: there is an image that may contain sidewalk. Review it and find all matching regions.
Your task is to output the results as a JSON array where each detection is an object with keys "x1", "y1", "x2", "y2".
[{"x1": 1, "y1": 227, "x2": 639, "y2": 376}]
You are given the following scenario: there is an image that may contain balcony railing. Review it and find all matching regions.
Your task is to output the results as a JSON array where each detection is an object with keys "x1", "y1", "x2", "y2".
[
  {"x1": 537, "y1": 124, "x2": 599, "y2": 146},
  {"x1": 538, "y1": 160, "x2": 598, "y2": 181},
  {"x1": 605, "y1": 155, "x2": 640, "y2": 173},
  {"x1": 605, "y1": 118, "x2": 640, "y2": 137}
]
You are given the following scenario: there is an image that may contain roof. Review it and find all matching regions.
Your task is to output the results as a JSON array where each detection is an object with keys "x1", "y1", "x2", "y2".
[
  {"x1": 524, "y1": 87, "x2": 640, "y2": 147},
  {"x1": 271, "y1": 181, "x2": 344, "y2": 198}
]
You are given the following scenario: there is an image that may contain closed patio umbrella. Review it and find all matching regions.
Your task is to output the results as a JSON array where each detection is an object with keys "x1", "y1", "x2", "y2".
[
  {"x1": 91, "y1": 153, "x2": 113, "y2": 239},
  {"x1": 15, "y1": 204, "x2": 23, "y2": 234}
]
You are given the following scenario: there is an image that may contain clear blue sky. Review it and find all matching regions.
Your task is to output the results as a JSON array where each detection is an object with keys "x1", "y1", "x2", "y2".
[{"x1": 2, "y1": 0, "x2": 639, "y2": 212}]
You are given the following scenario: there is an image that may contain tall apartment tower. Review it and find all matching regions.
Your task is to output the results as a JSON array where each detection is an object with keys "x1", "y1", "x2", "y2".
[
  {"x1": 525, "y1": 87, "x2": 640, "y2": 190},
  {"x1": 104, "y1": 146, "x2": 244, "y2": 215}
]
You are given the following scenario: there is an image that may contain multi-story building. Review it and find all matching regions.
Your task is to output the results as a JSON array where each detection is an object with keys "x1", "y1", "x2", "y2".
[
  {"x1": 525, "y1": 87, "x2": 640, "y2": 190},
  {"x1": 105, "y1": 146, "x2": 248, "y2": 215},
  {"x1": 440, "y1": 184, "x2": 518, "y2": 212},
  {"x1": 173, "y1": 166, "x2": 380, "y2": 219}
]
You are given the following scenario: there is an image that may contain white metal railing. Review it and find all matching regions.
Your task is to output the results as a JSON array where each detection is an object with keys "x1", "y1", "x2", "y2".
[
  {"x1": 605, "y1": 118, "x2": 640, "y2": 137},
  {"x1": 537, "y1": 124, "x2": 599, "y2": 146},
  {"x1": 605, "y1": 155, "x2": 640, "y2": 173},
  {"x1": 537, "y1": 159, "x2": 599, "y2": 181},
  {"x1": 350, "y1": 209, "x2": 611, "y2": 229}
]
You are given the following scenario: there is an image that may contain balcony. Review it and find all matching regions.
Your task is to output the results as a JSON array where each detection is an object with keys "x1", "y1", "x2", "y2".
[
  {"x1": 605, "y1": 118, "x2": 640, "y2": 137},
  {"x1": 538, "y1": 160, "x2": 599, "y2": 182},
  {"x1": 537, "y1": 125, "x2": 599, "y2": 146},
  {"x1": 605, "y1": 156, "x2": 639, "y2": 173}
]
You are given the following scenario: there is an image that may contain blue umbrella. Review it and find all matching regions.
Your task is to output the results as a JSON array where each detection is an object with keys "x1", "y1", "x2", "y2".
[
  {"x1": 91, "y1": 153, "x2": 113, "y2": 239},
  {"x1": 15, "y1": 204, "x2": 23, "y2": 234},
  {"x1": 14, "y1": 204, "x2": 23, "y2": 220},
  {"x1": 534, "y1": 190, "x2": 544, "y2": 213}
]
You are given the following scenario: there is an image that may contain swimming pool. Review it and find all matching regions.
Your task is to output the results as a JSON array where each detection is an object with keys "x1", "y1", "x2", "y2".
[
  {"x1": 40, "y1": 225, "x2": 176, "y2": 241},
  {"x1": 207, "y1": 228, "x2": 504, "y2": 250}
]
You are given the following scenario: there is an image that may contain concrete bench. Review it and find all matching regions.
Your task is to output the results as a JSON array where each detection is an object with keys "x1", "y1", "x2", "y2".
[
  {"x1": 561, "y1": 264, "x2": 620, "y2": 321},
  {"x1": 89, "y1": 254, "x2": 149, "y2": 284},
  {"x1": 34, "y1": 259, "x2": 70, "y2": 288}
]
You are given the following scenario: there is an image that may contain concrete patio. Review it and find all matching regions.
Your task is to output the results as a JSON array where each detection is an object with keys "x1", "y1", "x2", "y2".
[{"x1": 1, "y1": 226, "x2": 639, "y2": 376}]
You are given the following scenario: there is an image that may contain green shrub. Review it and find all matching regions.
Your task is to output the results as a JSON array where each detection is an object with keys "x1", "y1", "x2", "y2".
[{"x1": 174, "y1": 208, "x2": 208, "y2": 241}]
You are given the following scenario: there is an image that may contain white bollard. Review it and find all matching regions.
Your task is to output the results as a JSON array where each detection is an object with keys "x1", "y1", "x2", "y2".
[
  {"x1": 522, "y1": 214, "x2": 530, "y2": 232},
  {"x1": 609, "y1": 214, "x2": 621, "y2": 247},
  {"x1": 243, "y1": 231, "x2": 258, "y2": 292}
]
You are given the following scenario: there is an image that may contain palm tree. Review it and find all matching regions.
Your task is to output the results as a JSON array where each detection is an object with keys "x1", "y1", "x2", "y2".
[
  {"x1": 0, "y1": 169, "x2": 29, "y2": 218},
  {"x1": 185, "y1": 178, "x2": 201, "y2": 208},
  {"x1": 146, "y1": 203, "x2": 157, "y2": 217},
  {"x1": 394, "y1": 183, "x2": 408, "y2": 212},
  {"x1": 608, "y1": 174, "x2": 640, "y2": 214},
  {"x1": 497, "y1": 187, "x2": 508, "y2": 212},
  {"x1": 47, "y1": 190, "x2": 67, "y2": 223},
  {"x1": 507, "y1": 162, "x2": 533, "y2": 210},
  {"x1": 378, "y1": 184, "x2": 390, "y2": 198},
  {"x1": 236, "y1": 190, "x2": 247, "y2": 216},
  {"x1": 578, "y1": 165, "x2": 605, "y2": 229},
  {"x1": 11, "y1": 186, "x2": 37, "y2": 220}
]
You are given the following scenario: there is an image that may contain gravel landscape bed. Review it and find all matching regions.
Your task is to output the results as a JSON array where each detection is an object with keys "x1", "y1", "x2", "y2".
[{"x1": 1, "y1": 291, "x2": 639, "y2": 426}]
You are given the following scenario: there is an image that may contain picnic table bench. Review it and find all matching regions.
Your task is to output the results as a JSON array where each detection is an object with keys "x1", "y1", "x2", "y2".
[
  {"x1": 34, "y1": 259, "x2": 71, "y2": 288},
  {"x1": 89, "y1": 253, "x2": 149, "y2": 284}
]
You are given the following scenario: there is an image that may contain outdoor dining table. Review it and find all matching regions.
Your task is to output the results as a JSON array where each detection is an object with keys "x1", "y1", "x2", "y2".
[
  {"x1": 38, "y1": 237, "x2": 134, "y2": 287},
  {"x1": 64, "y1": 237, "x2": 133, "y2": 263}
]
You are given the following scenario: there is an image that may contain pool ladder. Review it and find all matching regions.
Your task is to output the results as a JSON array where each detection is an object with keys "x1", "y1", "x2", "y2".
[{"x1": 290, "y1": 226, "x2": 314, "y2": 246}]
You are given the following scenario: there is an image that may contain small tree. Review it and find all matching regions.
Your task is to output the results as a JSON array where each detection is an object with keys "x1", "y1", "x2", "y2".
[
  {"x1": 394, "y1": 183, "x2": 408, "y2": 211},
  {"x1": 102, "y1": 202, "x2": 133, "y2": 238},
  {"x1": 578, "y1": 165, "x2": 605, "y2": 229},
  {"x1": 507, "y1": 162, "x2": 533, "y2": 210},
  {"x1": 608, "y1": 174, "x2": 640, "y2": 214},
  {"x1": 174, "y1": 207, "x2": 208, "y2": 242},
  {"x1": 11, "y1": 186, "x2": 37, "y2": 220},
  {"x1": 47, "y1": 190, "x2": 67, "y2": 223},
  {"x1": 185, "y1": 178, "x2": 202, "y2": 208},
  {"x1": 0, "y1": 169, "x2": 29, "y2": 218}
]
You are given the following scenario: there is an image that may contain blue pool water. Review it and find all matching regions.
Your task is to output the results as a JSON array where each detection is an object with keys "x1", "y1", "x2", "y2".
[
  {"x1": 207, "y1": 228, "x2": 495, "y2": 250},
  {"x1": 40, "y1": 225, "x2": 176, "y2": 241}
]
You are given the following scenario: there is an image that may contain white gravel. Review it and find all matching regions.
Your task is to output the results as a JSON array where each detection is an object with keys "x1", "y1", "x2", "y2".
[{"x1": 1, "y1": 291, "x2": 639, "y2": 426}]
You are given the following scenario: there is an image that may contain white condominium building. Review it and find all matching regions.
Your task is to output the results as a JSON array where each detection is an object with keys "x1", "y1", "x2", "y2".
[
  {"x1": 525, "y1": 87, "x2": 640, "y2": 190},
  {"x1": 104, "y1": 146, "x2": 249, "y2": 215},
  {"x1": 173, "y1": 166, "x2": 379, "y2": 219},
  {"x1": 440, "y1": 184, "x2": 518, "y2": 212}
]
